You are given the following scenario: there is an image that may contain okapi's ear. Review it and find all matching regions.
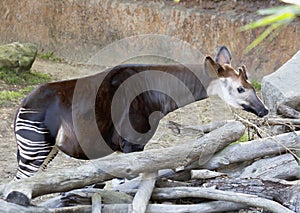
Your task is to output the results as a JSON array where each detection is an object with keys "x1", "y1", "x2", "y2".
[
  {"x1": 215, "y1": 46, "x2": 232, "y2": 65},
  {"x1": 205, "y1": 56, "x2": 226, "y2": 77},
  {"x1": 238, "y1": 65, "x2": 248, "y2": 80}
]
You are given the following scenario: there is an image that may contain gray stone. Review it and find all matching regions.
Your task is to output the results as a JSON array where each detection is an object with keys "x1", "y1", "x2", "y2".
[
  {"x1": 0, "y1": 42, "x2": 37, "y2": 72},
  {"x1": 262, "y1": 50, "x2": 300, "y2": 113}
]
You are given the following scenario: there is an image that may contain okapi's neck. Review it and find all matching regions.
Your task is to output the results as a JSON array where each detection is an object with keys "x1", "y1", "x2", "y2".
[{"x1": 136, "y1": 63, "x2": 217, "y2": 116}]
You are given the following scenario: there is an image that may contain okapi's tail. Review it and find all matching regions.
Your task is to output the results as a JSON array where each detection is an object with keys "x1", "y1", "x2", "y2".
[{"x1": 14, "y1": 107, "x2": 57, "y2": 179}]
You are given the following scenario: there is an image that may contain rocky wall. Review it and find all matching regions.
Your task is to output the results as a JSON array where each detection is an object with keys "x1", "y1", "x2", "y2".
[{"x1": 0, "y1": 0, "x2": 299, "y2": 79}]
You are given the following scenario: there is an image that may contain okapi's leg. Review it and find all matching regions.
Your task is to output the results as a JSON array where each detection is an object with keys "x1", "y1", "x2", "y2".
[{"x1": 14, "y1": 108, "x2": 57, "y2": 179}]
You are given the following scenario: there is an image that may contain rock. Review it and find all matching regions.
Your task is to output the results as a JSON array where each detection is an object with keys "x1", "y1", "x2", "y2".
[
  {"x1": 0, "y1": 42, "x2": 37, "y2": 72},
  {"x1": 262, "y1": 50, "x2": 300, "y2": 113}
]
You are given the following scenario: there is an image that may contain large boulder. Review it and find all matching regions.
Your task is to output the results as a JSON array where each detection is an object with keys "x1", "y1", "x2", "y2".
[
  {"x1": 262, "y1": 50, "x2": 300, "y2": 113},
  {"x1": 0, "y1": 42, "x2": 37, "y2": 72}
]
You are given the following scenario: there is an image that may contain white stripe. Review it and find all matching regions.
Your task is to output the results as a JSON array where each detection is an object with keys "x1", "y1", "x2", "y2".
[
  {"x1": 18, "y1": 146, "x2": 52, "y2": 155},
  {"x1": 18, "y1": 108, "x2": 41, "y2": 114},
  {"x1": 18, "y1": 150, "x2": 51, "y2": 160},
  {"x1": 16, "y1": 134, "x2": 49, "y2": 145},
  {"x1": 17, "y1": 141, "x2": 52, "y2": 150},
  {"x1": 15, "y1": 122, "x2": 47, "y2": 132},
  {"x1": 15, "y1": 117, "x2": 43, "y2": 124},
  {"x1": 16, "y1": 169, "x2": 34, "y2": 178},
  {"x1": 15, "y1": 125, "x2": 49, "y2": 134},
  {"x1": 18, "y1": 161, "x2": 40, "y2": 171}
]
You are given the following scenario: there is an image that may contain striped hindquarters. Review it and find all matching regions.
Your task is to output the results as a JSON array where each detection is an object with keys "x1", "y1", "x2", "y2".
[{"x1": 14, "y1": 108, "x2": 56, "y2": 179}]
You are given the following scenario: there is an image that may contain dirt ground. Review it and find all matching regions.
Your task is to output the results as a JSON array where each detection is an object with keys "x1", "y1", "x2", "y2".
[{"x1": 0, "y1": 58, "x2": 246, "y2": 185}]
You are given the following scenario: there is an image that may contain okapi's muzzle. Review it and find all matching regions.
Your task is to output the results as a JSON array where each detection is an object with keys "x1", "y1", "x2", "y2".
[
  {"x1": 242, "y1": 103, "x2": 269, "y2": 117},
  {"x1": 241, "y1": 91, "x2": 269, "y2": 117}
]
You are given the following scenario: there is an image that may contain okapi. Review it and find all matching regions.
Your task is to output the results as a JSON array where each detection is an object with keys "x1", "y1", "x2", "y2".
[{"x1": 14, "y1": 46, "x2": 268, "y2": 179}]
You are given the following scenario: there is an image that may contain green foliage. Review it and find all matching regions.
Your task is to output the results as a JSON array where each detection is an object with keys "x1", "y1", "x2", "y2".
[
  {"x1": 237, "y1": 133, "x2": 249, "y2": 143},
  {"x1": 0, "y1": 69, "x2": 51, "y2": 85},
  {"x1": 38, "y1": 52, "x2": 63, "y2": 62},
  {"x1": 0, "y1": 86, "x2": 35, "y2": 106},
  {"x1": 241, "y1": 2, "x2": 300, "y2": 52},
  {"x1": 0, "y1": 69, "x2": 51, "y2": 106},
  {"x1": 251, "y1": 80, "x2": 262, "y2": 91}
]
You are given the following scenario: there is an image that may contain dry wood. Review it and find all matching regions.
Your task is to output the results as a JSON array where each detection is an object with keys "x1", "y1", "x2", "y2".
[
  {"x1": 239, "y1": 153, "x2": 300, "y2": 179},
  {"x1": 265, "y1": 118, "x2": 300, "y2": 126},
  {"x1": 49, "y1": 205, "x2": 91, "y2": 213},
  {"x1": 151, "y1": 187, "x2": 294, "y2": 213},
  {"x1": 191, "y1": 169, "x2": 226, "y2": 179},
  {"x1": 277, "y1": 103, "x2": 300, "y2": 119},
  {"x1": 1, "y1": 121, "x2": 245, "y2": 207},
  {"x1": 167, "y1": 120, "x2": 230, "y2": 135},
  {"x1": 91, "y1": 193, "x2": 102, "y2": 213},
  {"x1": 0, "y1": 198, "x2": 50, "y2": 213},
  {"x1": 0, "y1": 198, "x2": 247, "y2": 213},
  {"x1": 202, "y1": 178, "x2": 300, "y2": 212},
  {"x1": 48, "y1": 201, "x2": 246, "y2": 213},
  {"x1": 201, "y1": 131, "x2": 300, "y2": 170},
  {"x1": 39, "y1": 188, "x2": 132, "y2": 208},
  {"x1": 132, "y1": 171, "x2": 157, "y2": 213}
]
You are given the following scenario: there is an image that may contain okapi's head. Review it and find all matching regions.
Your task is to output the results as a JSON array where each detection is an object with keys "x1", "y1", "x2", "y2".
[{"x1": 206, "y1": 46, "x2": 268, "y2": 117}]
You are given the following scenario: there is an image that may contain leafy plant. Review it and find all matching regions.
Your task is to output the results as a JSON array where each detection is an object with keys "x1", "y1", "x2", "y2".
[
  {"x1": 251, "y1": 80, "x2": 262, "y2": 91},
  {"x1": 241, "y1": 1, "x2": 300, "y2": 53},
  {"x1": 38, "y1": 51, "x2": 64, "y2": 62},
  {"x1": 0, "y1": 69, "x2": 51, "y2": 85},
  {"x1": 0, "y1": 69, "x2": 51, "y2": 106}
]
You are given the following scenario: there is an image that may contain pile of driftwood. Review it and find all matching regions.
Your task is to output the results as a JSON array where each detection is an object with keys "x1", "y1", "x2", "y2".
[{"x1": 0, "y1": 104, "x2": 300, "y2": 213}]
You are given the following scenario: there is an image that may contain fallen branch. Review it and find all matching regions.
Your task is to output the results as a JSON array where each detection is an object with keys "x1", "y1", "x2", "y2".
[
  {"x1": 1, "y1": 121, "x2": 245, "y2": 207},
  {"x1": 277, "y1": 103, "x2": 300, "y2": 119},
  {"x1": 49, "y1": 201, "x2": 246, "y2": 213},
  {"x1": 265, "y1": 118, "x2": 300, "y2": 126},
  {"x1": 91, "y1": 193, "x2": 102, "y2": 213},
  {"x1": 202, "y1": 178, "x2": 300, "y2": 212},
  {"x1": 167, "y1": 120, "x2": 230, "y2": 135},
  {"x1": 151, "y1": 187, "x2": 294, "y2": 213},
  {"x1": 191, "y1": 169, "x2": 226, "y2": 179},
  {"x1": 39, "y1": 188, "x2": 132, "y2": 208},
  {"x1": 239, "y1": 153, "x2": 300, "y2": 179},
  {"x1": 200, "y1": 131, "x2": 300, "y2": 170},
  {"x1": 132, "y1": 171, "x2": 157, "y2": 213}
]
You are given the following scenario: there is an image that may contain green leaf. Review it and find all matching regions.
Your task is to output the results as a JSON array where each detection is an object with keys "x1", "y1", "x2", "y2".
[
  {"x1": 241, "y1": 12, "x2": 295, "y2": 31},
  {"x1": 258, "y1": 5, "x2": 300, "y2": 15},
  {"x1": 244, "y1": 23, "x2": 281, "y2": 53}
]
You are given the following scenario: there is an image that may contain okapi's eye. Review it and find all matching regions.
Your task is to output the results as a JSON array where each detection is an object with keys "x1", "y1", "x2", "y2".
[{"x1": 237, "y1": 86, "x2": 245, "y2": 93}]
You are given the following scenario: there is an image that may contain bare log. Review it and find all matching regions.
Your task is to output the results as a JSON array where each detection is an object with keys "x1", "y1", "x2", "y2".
[
  {"x1": 47, "y1": 201, "x2": 246, "y2": 213},
  {"x1": 39, "y1": 188, "x2": 132, "y2": 208},
  {"x1": 49, "y1": 205, "x2": 91, "y2": 213},
  {"x1": 0, "y1": 198, "x2": 50, "y2": 213},
  {"x1": 277, "y1": 104, "x2": 300, "y2": 119},
  {"x1": 132, "y1": 171, "x2": 157, "y2": 213},
  {"x1": 91, "y1": 193, "x2": 102, "y2": 213},
  {"x1": 239, "y1": 153, "x2": 300, "y2": 179},
  {"x1": 1, "y1": 121, "x2": 245, "y2": 207},
  {"x1": 265, "y1": 118, "x2": 300, "y2": 126},
  {"x1": 191, "y1": 169, "x2": 226, "y2": 179},
  {"x1": 167, "y1": 120, "x2": 230, "y2": 135},
  {"x1": 201, "y1": 131, "x2": 300, "y2": 170},
  {"x1": 151, "y1": 187, "x2": 294, "y2": 213},
  {"x1": 202, "y1": 178, "x2": 300, "y2": 212}
]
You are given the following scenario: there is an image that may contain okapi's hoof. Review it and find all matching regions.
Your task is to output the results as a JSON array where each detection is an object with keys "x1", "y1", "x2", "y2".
[{"x1": 6, "y1": 191, "x2": 30, "y2": 207}]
